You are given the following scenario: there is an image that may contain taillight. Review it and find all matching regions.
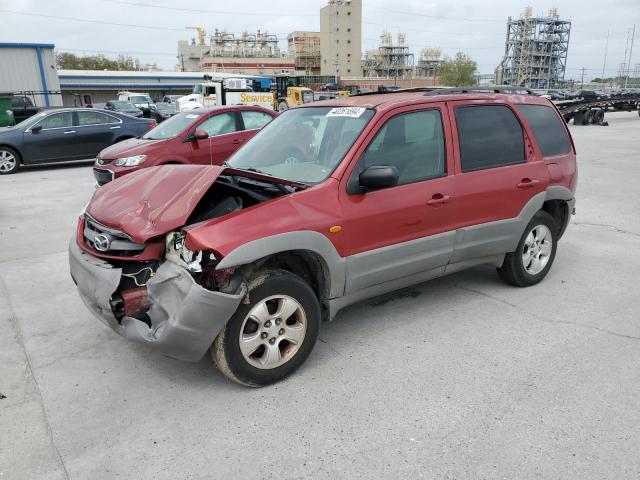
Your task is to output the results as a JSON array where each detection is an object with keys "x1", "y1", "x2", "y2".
[{"x1": 147, "y1": 123, "x2": 157, "y2": 129}]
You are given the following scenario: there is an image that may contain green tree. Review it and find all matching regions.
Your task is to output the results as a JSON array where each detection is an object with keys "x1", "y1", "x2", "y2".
[
  {"x1": 437, "y1": 52, "x2": 477, "y2": 87},
  {"x1": 55, "y1": 52, "x2": 144, "y2": 71}
]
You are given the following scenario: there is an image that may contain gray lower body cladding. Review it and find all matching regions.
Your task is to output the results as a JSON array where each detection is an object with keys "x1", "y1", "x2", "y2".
[{"x1": 69, "y1": 239, "x2": 245, "y2": 361}]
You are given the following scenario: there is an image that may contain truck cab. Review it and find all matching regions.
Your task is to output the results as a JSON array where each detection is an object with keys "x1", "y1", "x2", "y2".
[{"x1": 176, "y1": 78, "x2": 274, "y2": 112}]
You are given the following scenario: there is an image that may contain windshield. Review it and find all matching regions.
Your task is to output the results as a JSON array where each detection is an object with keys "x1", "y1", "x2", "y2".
[
  {"x1": 112, "y1": 101, "x2": 135, "y2": 109},
  {"x1": 131, "y1": 95, "x2": 152, "y2": 105},
  {"x1": 12, "y1": 111, "x2": 47, "y2": 129},
  {"x1": 228, "y1": 106, "x2": 375, "y2": 183},
  {"x1": 142, "y1": 112, "x2": 201, "y2": 140}
]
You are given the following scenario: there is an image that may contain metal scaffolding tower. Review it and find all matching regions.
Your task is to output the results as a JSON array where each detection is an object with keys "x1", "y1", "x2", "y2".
[
  {"x1": 499, "y1": 7, "x2": 571, "y2": 89},
  {"x1": 363, "y1": 32, "x2": 415, "y2": 79}
]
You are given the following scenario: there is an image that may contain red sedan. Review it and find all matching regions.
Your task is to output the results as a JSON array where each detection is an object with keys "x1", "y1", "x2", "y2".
[{"x1": 92, "y1": 105, "x2": 277, "y2": 185}]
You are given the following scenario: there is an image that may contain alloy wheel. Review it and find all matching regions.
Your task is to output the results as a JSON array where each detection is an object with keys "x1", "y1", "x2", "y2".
[
  {"x1": 522, "y1": 224, "x2": 553, "y2": 275},
  {"x1": 0, "y1": 150, "x2": 17, "y2": 173},
  {"x1": 238, "y1": 295, "x2": 307, "y2": 369}
]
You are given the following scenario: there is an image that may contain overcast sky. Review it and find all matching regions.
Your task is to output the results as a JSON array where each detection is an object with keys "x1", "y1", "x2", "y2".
[{"x1": 1, "y1": 0, "x2": 638, "y2": 80}]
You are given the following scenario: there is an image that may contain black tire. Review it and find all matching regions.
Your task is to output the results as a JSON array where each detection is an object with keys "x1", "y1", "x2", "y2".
[
  {"x1": 497, "y1": 211, "x2": 558, "y2": 287},
  {"x1": 278, "y1": 101, "x2": 289, "y2": 112},
  {"x1": 0, "y1": 146, "x2": 20, "y2": 175},
  {"x1": 211, "y1": 269, "x2": 320, "y2": 387}
]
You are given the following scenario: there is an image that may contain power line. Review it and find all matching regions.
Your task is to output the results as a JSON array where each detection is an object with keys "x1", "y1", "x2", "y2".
[{"x1": 96, "y1": 0, "x2": 316, "y2": 17}]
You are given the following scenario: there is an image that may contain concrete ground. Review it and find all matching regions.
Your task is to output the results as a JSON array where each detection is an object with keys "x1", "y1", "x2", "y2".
[{"x1": 1, "y1": 112, "x2": 639, "y2": 479}]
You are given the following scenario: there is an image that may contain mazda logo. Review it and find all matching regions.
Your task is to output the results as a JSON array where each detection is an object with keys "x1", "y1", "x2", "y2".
[{"x1": 94, "y1": 234, "x2": 111, "y2": 252}]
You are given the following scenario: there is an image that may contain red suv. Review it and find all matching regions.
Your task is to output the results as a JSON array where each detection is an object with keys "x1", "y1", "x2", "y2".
[
  {"x1": 92, "y1": 105, "x2": 276, "y2": 185},
  {"x1": 70, "y1": 87, "x2": 577, "y2": 386}
]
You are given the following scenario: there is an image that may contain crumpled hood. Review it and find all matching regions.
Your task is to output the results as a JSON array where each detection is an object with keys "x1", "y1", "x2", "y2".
[
  {"x1": 99, "y1": 137, "x2": 167, "y2": 160},
  {"x1": 86, "y1": 165, "x2": 223, "y2": 243}
]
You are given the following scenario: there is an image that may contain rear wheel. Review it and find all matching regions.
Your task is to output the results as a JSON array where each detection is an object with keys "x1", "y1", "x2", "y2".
[
  {"x1": 278, "y1": 101, "x2": 289, "y2": 112},
  {"x1": 498, "y1": 211, "x2": 558, "y2": 287},
  {"x1": 0, "y1": 147, "x2": 19, "y2": 174},
  {"x1": 211, "y1": 269, "x2": 320, "y2": 386}
]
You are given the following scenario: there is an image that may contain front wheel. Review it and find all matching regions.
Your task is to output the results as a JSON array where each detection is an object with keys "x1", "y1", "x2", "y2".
[
  {"x1": 497, "y1": 211, "x2": 558, "y2": 287},
  {"x1": 211, "y1": 269, "x2": 320, "y2": 387},
  {"x1": 0, "y1": 147, "x2": 20, "y2": 174}
]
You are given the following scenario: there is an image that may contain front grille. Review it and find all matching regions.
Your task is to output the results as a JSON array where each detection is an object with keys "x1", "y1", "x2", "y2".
[
  {"x1": 83, "y1": 214, "x2": 145, "y2": 256},
  {"x1": 93, "y1": 168, "x2": 114, "y2": 186}
]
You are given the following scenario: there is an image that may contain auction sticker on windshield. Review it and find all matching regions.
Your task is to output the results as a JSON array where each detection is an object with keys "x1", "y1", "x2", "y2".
[{"x1": 326, "y1": 107, "x2": 367, "y2": 118}]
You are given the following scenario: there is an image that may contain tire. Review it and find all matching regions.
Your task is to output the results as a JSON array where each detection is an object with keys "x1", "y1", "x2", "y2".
[
  {"x1": 211, "y1": 269, "x2": 320, "y2": 387},
  {"x1": 0, "y1": 146, "x2": 20, "y2": 175},
  {"x1": 278, "y1": 101, "x2": 289, "y2": 112},
  {"x1": 497, "y1": 211, "x2": 558, "y2": 287}
]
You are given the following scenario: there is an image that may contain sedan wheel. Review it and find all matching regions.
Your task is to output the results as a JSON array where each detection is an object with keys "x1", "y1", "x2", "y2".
[{"x1": 0, "y1": 148, "x2": 19, "y2": 174}]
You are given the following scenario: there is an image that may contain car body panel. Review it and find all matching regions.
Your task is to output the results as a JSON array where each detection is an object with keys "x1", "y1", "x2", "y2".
[{"x1": 71, "y1": 91, "x2": 578, "y2": 361}]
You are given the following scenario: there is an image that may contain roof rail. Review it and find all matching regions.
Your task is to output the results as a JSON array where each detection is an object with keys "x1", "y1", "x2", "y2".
[
  {"x1": 423, "y1": 86, "x2": 534, "y2": 96},
  {"x1": 350, "y1": 85, "x2": 534, "y2": 97}
]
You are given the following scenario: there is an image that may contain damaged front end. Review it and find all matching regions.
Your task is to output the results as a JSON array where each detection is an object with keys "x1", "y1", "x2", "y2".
[{"x1": 69, "y1": 165, "x2": 302, "y2": 361}]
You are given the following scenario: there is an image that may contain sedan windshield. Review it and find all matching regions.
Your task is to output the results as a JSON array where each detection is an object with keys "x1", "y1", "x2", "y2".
[
  {"x1": 142, "y1": 112, "x2": 201, "y2": 140},
  {"x1": 112, "y1": 101, "x2": 135, "y2": 109},
  {"x1": 228, "y1": 106, "x2": 374, "y2": 183}
]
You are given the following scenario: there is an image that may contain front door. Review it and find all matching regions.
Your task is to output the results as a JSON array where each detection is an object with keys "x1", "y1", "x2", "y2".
[
  {"x1": 22, "y1": 111, "x2": 80, "y2": 163},
  {"x1": 338, "y1": 104, "x2": 457, "y2": 294},
  {"x1": 189, "y1": 111, "x2": 243, "y2": 165}
]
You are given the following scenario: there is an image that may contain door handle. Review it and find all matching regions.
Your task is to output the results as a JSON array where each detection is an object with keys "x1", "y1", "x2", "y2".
[
  {"x1": 517, "y1": 178, "x2": 540, "y2": 189},
  {"x1": 63, "y1": 130, "x2": 76, "y2": 134},
  {"x1": 110, "y1": 126, "x2": 121, "y2": 130},
  {"x1": 427, "y1": 194, "x2": 452, "y2": 206},
  {"x1": 231, "y1": 139, "x2": 243, "y2": 144}
]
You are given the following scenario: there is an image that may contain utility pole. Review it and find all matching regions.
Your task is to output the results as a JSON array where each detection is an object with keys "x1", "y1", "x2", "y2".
[
  {"x1": 625, "y1": 24, "x2": 636, "y2": 88},
  {"x1": 580, "y1": 66, "x2": 585, "y2": 88},
  {"x1": 602, "y1": 30, "x2": 609, "y2": 80}
]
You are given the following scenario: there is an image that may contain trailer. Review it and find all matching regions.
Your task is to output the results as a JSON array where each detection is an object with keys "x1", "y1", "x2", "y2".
[{"x1": 555, "y1": 95, "x2": 640, "y2": 125}]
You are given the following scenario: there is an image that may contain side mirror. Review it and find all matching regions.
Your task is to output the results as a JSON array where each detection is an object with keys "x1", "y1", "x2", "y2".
[
  {"x1": 184, "y1": 130, "x2": 209, "y2": 142},
  {"x1": 31, "y1": 125, "x2": 42, "y2": 134},
  {"x1": 359, "y1": 165, "x2": 399, "y2": 190},
  {"x1": 193, "y1": 130, "x2": 209, "y2": 140}
]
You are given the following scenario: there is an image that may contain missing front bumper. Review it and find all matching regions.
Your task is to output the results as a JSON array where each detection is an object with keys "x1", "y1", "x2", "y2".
[{"x1": 69, "y1": 239, "x2": 245, "y2": 361}]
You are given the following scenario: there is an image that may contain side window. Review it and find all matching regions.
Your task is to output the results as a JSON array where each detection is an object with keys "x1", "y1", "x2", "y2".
[
  {"x1": 241, "y1": 111, "x2": 273, "y2": 130},
  {"x1": 358, "y1": 109, "x2": 446, "y2": 185},
  {"x1": 516, "y1": 104, "x2": 570, "y2": 157},
  {"x1": 77, "y1": 111, "x2": 117, "y2": 126},
  {"x1": 198, "y1": 113, "x2": 237, "y2": 136},
  {"x1": 455, "y1": 105, "x2": 525, "y2": 172},
  {"x1": 36, "y1": 112, "x2": 73, "y2": 130}
]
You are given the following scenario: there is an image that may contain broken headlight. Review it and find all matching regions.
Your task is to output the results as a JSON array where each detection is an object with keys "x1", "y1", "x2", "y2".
[{"x1": 165, "y1": 231, "x2": 204, "y2": 273}]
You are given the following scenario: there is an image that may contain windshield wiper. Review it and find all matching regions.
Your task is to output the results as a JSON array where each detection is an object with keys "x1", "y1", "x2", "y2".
[{"x1": 230, "y1": 165, "x2": 271, "y2": 176}]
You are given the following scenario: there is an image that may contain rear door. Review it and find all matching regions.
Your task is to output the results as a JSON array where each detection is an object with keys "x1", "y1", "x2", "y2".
[
  {"x1": 447, "y1": 101, "x2": 550, "y2": 264},
  {"x1": 74, "y1": 111, "x2": 120, "y2": 157},
  {"x1": 237, "y1": 109, "x2": 274, "y2": 143},
  {"x1": 22, "y1": 111, "x2": 79, "y2": 163},
  {"x1": 338, "y1": 103, "x2": 456, "y2": 294},
  {"x1": 189, "y1": 111, "x2": 242, "y2": 165}
]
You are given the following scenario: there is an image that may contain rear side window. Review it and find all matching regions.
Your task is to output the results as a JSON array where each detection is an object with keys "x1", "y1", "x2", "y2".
[
  {"x1": 240, "y1": 110, "x2": 273, "y2": 130},
  {"x1": 455, "y1": 105, "x2": 524, "y2": 172},
  {"x1": 517, "y1": 104, "x2": 570, "y2": 157},
  {"x1": 77, "y1": 111, "x2": 116, "y2": 126}
]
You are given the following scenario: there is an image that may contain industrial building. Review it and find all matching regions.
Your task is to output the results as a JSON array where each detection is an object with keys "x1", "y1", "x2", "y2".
[
  {"x1": 0, "y1": 43, "x2": 62, "y2": 107},
  {"x1": 288, "y1": 31, "x2": 321, "y2": 75},
  {"x1": 177, "y1": 28, "x2": 293, "y2": 75},
  {"x1": 363, "y1": 32, "x2": 414, "y2": 79},
  {"x1": 320, "y1": 0, "x2": 362, "y2": 76},
  {"x1": 497, "y1": 7, "x2": 571, "y2": 89},
  {"x1": 415, "y1": 48, "x2": 444, "y2": 78}
]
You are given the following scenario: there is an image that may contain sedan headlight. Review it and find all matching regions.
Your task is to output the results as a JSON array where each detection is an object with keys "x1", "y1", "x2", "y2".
[{"x1": 114, "y1": 155, "x2": 147, "y2": 167}]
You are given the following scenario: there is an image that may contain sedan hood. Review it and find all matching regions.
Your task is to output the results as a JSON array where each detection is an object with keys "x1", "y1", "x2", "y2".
[
  {"x1": 86, "y1": 165, "x2": 223, "y2": 243},
  {"x1": 99, "y1": 137, "x2": 167, "y2": 160}
]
